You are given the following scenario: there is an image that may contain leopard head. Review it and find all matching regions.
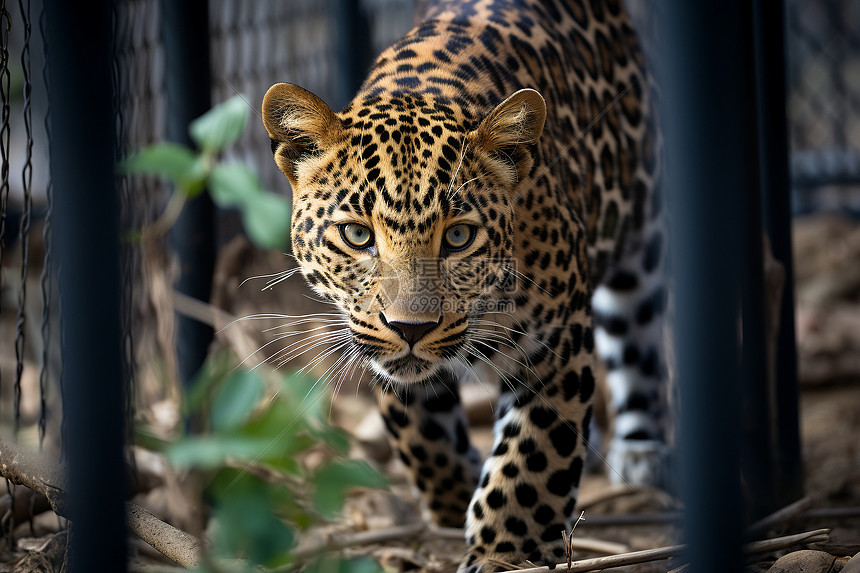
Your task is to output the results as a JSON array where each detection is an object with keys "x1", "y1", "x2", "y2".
[{"x1": 263, "y1": 83, "x2": 545, "y2": 383}]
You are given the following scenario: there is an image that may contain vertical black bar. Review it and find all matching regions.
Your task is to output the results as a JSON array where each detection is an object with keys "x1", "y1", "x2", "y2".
[
  {"x1": 332, "y1": 0, "x2": 372, "y2": 110},
  {"x1": 753, "y1": 0, "x2": 804, "y2": 507},
  {"x1": 661, "y1": 2, "x2": 753, "y2": 571},
  {"x1": 739, "y1": 136, "x2": 774, "y2": 522},
  {"x1": 738, "y1": 1, "x2": 775, "y2": 519},
  {"x1": 162, "y1": 0, "x2": 214, "y2": 393},
  {"x1": 46, "y1": 0, "x2": 127, "y2": 570}
]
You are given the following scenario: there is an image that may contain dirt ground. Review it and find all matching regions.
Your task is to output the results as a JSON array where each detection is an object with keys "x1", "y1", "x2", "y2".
[{"x1": 1, "y1": 214, "x2": 859, "y2": 571}]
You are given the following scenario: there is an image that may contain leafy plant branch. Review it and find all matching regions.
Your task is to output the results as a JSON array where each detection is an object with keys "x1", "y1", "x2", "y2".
[
  {"x1": 118, "y1": 97, "x2": 386, "y2": 571},
  {"x1": 119, "y1": 95, "x2": 291, "y2": 251}
]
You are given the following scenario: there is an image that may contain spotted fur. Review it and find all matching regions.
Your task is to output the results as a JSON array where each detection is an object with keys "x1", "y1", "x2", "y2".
[{"x1": 263, "y1": 1, "x2": 666, "y2": 570}]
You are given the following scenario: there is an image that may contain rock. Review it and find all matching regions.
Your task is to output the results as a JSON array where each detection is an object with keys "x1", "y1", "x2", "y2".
[
  {"x1": 767, "y1": 550, "x2": 843, "y2": 573},
  {"x1": 745, "y1": 562, "x2": 774, "y2": 573},
  {"x1": 840, "y1": 551, "x2": 860, "y2": 573}
]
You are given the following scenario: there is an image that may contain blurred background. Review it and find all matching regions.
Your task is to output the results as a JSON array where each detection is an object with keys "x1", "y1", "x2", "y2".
[{"x1": 0, "y1": 0, "x2": 858, "y2": 570}]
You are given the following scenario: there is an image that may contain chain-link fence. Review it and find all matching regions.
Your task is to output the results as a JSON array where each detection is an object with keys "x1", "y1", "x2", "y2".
[
  {"x1": 787, "y1": 0, "x2": 860, "y2": 211},
  {"x1": 0, "y1": 0, "x2": 857, "y2": 553},
  {"x1": 115, "y1": 0, "x2": 418, "y2": 200}
]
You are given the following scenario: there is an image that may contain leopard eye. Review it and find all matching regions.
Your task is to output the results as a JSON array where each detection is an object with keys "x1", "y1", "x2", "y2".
[
  {"x1": 340, "y1": 223, "x2": 374, "y2": 249},
  {"x1": 444, "y1": 224, "x2": 475, "y2": 251}
]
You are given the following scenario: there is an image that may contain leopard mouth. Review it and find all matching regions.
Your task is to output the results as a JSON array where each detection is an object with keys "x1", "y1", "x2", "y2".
[{"x1": 374, "y1": 353, "x2": 440, "y2": 383}]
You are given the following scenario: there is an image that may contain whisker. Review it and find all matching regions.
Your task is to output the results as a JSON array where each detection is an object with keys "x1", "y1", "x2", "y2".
[
  {"x1": 218, "y1": 311, "x2": 343, "y2": 333},
  {"x1": 242, "y1": 327, "x2": 345, "y2": 368},
  {"x1": 470, "y1": 338, "x2": 542, "y2": 384},
  {"x1": 262, "y1": 268, "x2": 306, "y2": 291},
  {"x1": 454, "y1": 352, "x2": 497, "y2": 415},
  {"x1": 264, "y1": 330, "x2": 350, "y2": 370},
  {"x1": 246, "y1": 324, "x2": 344, "y2": 366},
  {"x1": 301, "y1": 292, "x2": 337, "y2": 305},
  {"x1": 446, "y1": 137, "x2": 469, "y2": 199},
  {"x1": 266, "y1": 337, "x2": 352, "y2": 404},
  {"x1": 238, "y1": 268, "x2": 300, "y2": 289},
  {"x1": 471, "y1": 320, "x2": 560, "y2": 362},
  {"x1": 263, "y1": 317, "x2": 347, "y2": 335},
  {"x1": 330, "y1": 347, "x2": 362, "y2": 403},
  {"x1": 290, "y1": 337, "x2": 353, "y2": 374},
  {"x1": 305, "y1": 345, "x2": 357, "y2": 412},
  {"x1": 505, "y1": 265, "x2": 552, "y2": 296},
  {"x1": 450, "y1": 175, "x2": 485, "y2": 201},
  {"x1": 464, "y1": 344, "x2": 519, "y2": 396}
]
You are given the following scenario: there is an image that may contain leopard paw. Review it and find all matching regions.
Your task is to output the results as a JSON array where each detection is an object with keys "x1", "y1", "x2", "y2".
[
  {"x1": 607, "y1": 438, "x2": 676, "y2": 493},
  {"x1": 456, "y1": 551, "x2": 492, "y2": 573},
  {"x1": 457, "y1": 546, "x2": 563, "y2": 573}
]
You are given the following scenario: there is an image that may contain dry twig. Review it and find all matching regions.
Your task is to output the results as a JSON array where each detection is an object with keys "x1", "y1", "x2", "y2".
[
  {"x1": 0, "y1": 439, "x2": 201, "y2": 568},
  {"x1": 746, "y1": 496, "x2": 813, "y2": 537},
  {"x1": 577, "y1": 511, "x2": 682, "y2": 526},
  {"x1": 561, "y1": 511, "x2": 587, "y2": 568},
  {"x1": 581, "y1": 505, "x2": 860, "y2": 529},
  {"x1": 0, "y1": 440, "x2": 68, "y2": 515},
  {"x1": 172, "y1": 289, "x2": 259, "y2": 360},
  {"x1": 291, "y1": 521, "x2": 426, "y2": 560},
  {"x1": 127, "y1": 504, "x2": 202, "y2": 568},
  {"x1": 508, "y1": 528, "x2": 830, "y2": 573},
  {"x1": 429, "y1": 525, "x2": 626, "y2": 555}
]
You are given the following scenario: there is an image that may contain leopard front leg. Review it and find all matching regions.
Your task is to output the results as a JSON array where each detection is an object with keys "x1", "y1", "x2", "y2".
[
  {"x1": 459, "y1": 359, "x2": 595, "y2": 573},
  {"x1": 377, "y1": 373, "x2": 482, "y2": 527}
]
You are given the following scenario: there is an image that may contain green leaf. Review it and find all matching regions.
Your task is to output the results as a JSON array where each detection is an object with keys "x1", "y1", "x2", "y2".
[
  {"x1": 311, "y1": 424, "x2": 352, "y2": 456},
  {"x1": 118, "y1": 143, "x2": 208, "y2": 193},
  {"x1": 342, "y1": 557, "x2": 386, "y2": 573},
  {"x1": 210, "y1": 163, "x2": 264, "y2": 208},
  {"x1": 209, "y1": 474, "x2": 295, "y2": 566},
  {"x1": 304, "y1": 556, "x2": 385, "y2": 573},
  {"x1": 190, "y1": 96, "x2": 250, "y2": 153},
  {"x1": 240, "y1": 397, "x2": 306, "y2": 438},
  {"x1": 182, "y1": 352, "x2": 235, "y2": 418},
  {"x1": 242, "y1": 192, "x2": 291, "y2": 251},
  {"x1": 165, "y1": 435, "x2": 274, "y2": 469},
  {"x1": 312, "y1": 460, "x2": 387, "y2": 517},
  {"x1": 134, "y1": 424, "x2": 172, "y2": 452},
  {"x1": 278, "y1": 371, "x2": 331, "y2": 423},
  {"x1": 237, "y1": 400, "x2": 319, "y2": 474},
  {"x1": 211, "y1": 369, "x2": 264, "y2": 432}
]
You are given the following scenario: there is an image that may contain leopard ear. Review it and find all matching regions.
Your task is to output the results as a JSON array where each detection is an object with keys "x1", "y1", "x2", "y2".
[
  {"x1": 470, "y1": 89, "x2": 546, "y2": 184},
  {"x1": 262, "y1": 83, "x2": 341, "y2": 187}
]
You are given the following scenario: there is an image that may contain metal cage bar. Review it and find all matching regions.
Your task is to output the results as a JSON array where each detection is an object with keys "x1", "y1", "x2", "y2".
[
  {"x1": 163, "y1": 0, "x2": 215, "y2": 399},
  {"x1": 661, "y1": 1, "x2": 760, "y2": 570},
  {"x1": 46, "y1": 0, "x2": 127, "y2": 569},
  {"x1": 753, "y1": 0, "x2": 804, "y2": 509}
]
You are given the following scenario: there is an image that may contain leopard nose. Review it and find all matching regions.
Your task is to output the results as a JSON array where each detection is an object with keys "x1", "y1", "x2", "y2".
[{"x1": 384, "y1": 318, "x2": 440, "y2": 347}]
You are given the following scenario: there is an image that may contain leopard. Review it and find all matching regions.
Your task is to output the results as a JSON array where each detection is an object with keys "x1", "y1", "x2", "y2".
[{"x1": 262, "y1": 0, "x2": 668, "y2": 570}]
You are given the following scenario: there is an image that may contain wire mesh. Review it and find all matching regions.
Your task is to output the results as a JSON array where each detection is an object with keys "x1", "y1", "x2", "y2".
[
  {"x1": 36, "y1": 0, "x2": 50, "y2": 447},
  {"x1": 13, "y1": 0, "x2": 32, "y2": 439},
  {"x1": 0, "y1": 2, "x2": 11, "y2": 419},
  {"x1": 787, "y1": 0, "x2": 860, "y2": 198},
  {"x1": 206, "y1": 0, "x2": 417, "y2": 195},
  {"x1": 210, "y1": 1, "x2": 328, "y2": 195}
]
